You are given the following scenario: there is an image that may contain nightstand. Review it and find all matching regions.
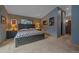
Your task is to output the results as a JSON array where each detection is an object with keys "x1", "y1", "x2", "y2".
[{"x1": 6, "y1": 31, "x2": 17, "y2": 39}]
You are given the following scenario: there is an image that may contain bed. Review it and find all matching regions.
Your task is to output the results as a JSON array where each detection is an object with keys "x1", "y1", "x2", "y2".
[{"x1": 14, "y1": 28, "x2": 44, "y2": 47}]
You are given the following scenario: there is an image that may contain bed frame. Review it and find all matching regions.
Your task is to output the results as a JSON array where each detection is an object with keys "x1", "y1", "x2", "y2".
[
  {"x1": 15, "y1": 33, "x2": 44, "y2": 47},
  {"x1": 18, "y1": 24, "x2": 35, "y2": 29}
]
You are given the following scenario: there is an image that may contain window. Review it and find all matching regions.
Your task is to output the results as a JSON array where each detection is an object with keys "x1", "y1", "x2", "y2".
[{"x1": 21, "y1": 19, "x2": 32, "y2": 24}]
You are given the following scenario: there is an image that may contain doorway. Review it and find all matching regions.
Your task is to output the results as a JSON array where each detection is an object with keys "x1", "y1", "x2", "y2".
[
  {"x1": 61, "y1": 10, "x2": 71, "y2": 35},
  {"x1": 65, "y1": 16, "x2": 71, "y2": 34}
]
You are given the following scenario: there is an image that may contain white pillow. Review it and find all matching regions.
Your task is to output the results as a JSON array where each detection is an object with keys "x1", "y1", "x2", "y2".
[{"x1": 19, "y1": 29, "x2": 28, "y2": 31}]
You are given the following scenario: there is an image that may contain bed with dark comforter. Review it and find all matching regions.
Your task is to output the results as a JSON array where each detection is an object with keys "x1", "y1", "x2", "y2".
[{"x1": 14, "y1": 28, "x2": 44, "y2": 47}]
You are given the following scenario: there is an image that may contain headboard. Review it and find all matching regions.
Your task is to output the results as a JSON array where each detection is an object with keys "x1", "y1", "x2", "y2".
[{"x1": 18, "y1": 24, "x2": 35, "y2": 29}]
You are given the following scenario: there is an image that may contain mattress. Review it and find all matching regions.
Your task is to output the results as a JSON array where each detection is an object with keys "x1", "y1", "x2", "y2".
[{"x1": 14, "y1": 29, "x2": 43, "y2": 39}]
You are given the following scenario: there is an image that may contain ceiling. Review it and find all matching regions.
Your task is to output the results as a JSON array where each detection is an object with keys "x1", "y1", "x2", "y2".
[{"x1": 5, "y1": 5, "x2": 58, "y2": 18}]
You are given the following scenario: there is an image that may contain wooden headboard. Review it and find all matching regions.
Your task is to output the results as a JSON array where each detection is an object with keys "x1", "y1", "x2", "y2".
[{"x1": 18, "y1": 24, "x2": 35, "y2": 29}]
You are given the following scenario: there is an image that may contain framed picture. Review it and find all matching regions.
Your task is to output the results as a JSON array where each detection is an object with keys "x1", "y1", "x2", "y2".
[
  {"x1": 43, "y1": 20, "x2": 47, "y2": 25},
  {"x1": 49, "y1": 17, "x2": 55, "y2": 26},
  {"x1": 11, "y1": 19, "x2": 17, "y2": 24},
  {"x1": 1, "y1": 16, "x2": 6, "y2": 24}
]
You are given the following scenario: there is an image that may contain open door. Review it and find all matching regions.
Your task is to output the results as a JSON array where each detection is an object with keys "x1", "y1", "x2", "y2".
[{"x1": 65, "y1": 16, "x2": 71, "y2": 35}]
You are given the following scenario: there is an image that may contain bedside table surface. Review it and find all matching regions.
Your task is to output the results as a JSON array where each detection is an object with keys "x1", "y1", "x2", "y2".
[{"x1": 6, "y1": 31, "x2": 17, "y2": 39}]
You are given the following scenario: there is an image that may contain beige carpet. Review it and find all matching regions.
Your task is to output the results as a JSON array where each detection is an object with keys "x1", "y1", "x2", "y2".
[{"x1": 0, "y1": 35, "x2": 79, "y2": 53}]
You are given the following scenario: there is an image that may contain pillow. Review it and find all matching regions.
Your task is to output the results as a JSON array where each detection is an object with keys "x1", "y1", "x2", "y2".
[
  {"x1": 28, "y1": 28, "x2": 36, "y2": 31},
  {"x1": 19, "y1": 29, "x2": 28, "y2": 31}
]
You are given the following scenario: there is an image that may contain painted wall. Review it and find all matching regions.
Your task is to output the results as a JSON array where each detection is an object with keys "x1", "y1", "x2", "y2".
[
  {"x1": 0, "y1": 5, "x2": 9, "y2": 28},
  {"x1": 8, "y1": 14, "x2": 38, "y2": 23},
  {"x1": 0, "y1": 5, "x2": 8, "y2": 42},
  {"x1": 72, "y1": 5, "x2": 79, "y2": 45},
  {"x1": 0, "y1": 5, "x2": 8, "y2": 18},
  {"x1": 42, "y1": 7, "x2": 61, "y2": 37},
  {"x1": 8, "y1": 14, "x2": 42, "y2": 30}
]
